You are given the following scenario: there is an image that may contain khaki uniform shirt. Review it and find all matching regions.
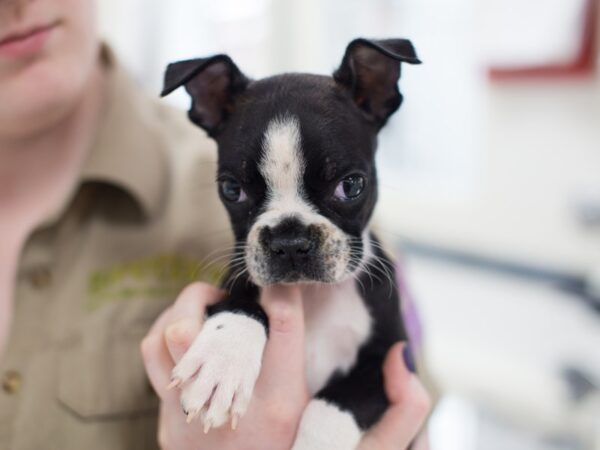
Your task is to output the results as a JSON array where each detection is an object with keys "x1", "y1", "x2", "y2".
[{"x1": 0, "y1": 48, "x2": 231, "y2": 450}]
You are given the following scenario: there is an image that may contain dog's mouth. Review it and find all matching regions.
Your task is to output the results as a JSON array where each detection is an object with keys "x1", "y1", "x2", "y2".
[
  {"x1": 256, "y1": 254, "x2": 332, "y2": 285},
  {"x1": 246, "y1": 252, "x2": 345, "y2": 286},
  {"x1": 242, "y1": 218, "x2": 363, "y2": 287},
  {"x1": 255, "y1": 224, "x2": 327, "y2": 284}
]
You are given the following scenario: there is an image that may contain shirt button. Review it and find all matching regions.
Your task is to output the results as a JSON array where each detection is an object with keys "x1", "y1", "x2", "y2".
[
  {"x1": 30, "y1": 267, "x2": 52, "y2": 289},
  {"x1": 2, "y1": 370, "x2": 22, "y2": 395}
]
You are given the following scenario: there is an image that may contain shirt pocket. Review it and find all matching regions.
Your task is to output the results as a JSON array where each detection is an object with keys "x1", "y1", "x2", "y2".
[{"x1": 57, "y1": 334, "x2": 158, "y2": 419}]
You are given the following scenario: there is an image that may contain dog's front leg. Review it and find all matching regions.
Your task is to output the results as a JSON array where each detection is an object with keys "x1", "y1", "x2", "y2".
[{"x1": 171, "y1": 281, "x2": 267, "y2": 431}]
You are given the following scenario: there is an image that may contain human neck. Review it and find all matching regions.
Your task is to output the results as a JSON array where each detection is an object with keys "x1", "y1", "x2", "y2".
[
  {"x1": 0, "y1": 57, "x2": 108, "y2": 360},
  {"x1": 0, "y1": 60, "x2": 108, "y2": 230}
]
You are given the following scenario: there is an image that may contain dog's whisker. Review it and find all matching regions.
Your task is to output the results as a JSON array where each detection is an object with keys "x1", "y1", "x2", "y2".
[
  {"x1": 229, "y1": 261, "x2": 247, "y2": 271},
  {"x1": 352, "y1": 260, "x2": 380, "y2": 288},
  {"x1": 193, "y1": 243, "x2": 246, "y2": 269},
  {"x1": 349, "y1": 258, "x2": 382, "y2": 290},
  {"x1": 200, "y1": 248, "x2": 249, "y2": 271},
  {"x1": 348, "y1": 271, "x2": 367, "y2": 294},
  {"x1": 161, "y1": 35, "x2": 420, "y2": 440},
  {"x1": 365, "y1": 258, "x2": 388, "y2": 282},
  {"x1": 225, "y1": 267, "x2": 249, "y2": 292},
  {"x1": 364, "y1": 257, "x2": 395, "y2": 298},
  {"x1": 204, "y1": 254, "x2": 244, "y2": 269}
]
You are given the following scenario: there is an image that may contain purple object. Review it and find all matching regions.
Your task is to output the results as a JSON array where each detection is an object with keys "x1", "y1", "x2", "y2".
[{"x1": 396, "y1": 259, "x2": 423, "y2": 352}]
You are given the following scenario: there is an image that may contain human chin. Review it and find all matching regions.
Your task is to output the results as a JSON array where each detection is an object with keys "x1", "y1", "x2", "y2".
[{"x1": 0, "y1": 36, "x2": 98, "y2": 135}]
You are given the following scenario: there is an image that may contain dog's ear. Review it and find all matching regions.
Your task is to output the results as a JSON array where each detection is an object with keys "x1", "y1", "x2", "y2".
[
  {"x1": 333, "y1": 38, "x2": 421, "y2": 127},
  {"x1": 161, "y1": 55, "x2": 249, "y2": 136}
]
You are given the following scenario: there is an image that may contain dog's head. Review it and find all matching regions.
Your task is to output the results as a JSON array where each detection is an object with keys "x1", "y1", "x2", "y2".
[{"x1": 162, "y1": 38, "x2": 420, "y2": 286}]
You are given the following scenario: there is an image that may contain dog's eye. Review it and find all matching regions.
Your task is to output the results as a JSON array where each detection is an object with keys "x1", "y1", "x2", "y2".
[
  {"x1": 220, "y1": 178, "x2": 247, "y2": 203},
  {"x1": 334, "y1": 175, "x2": 365, "y2": 201}
]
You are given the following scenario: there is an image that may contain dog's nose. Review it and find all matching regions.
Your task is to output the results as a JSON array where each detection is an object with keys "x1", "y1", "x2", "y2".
[
  {"x1": 260, "y1": 218, "x2": 315, "y2": 263},
  {"x1": 269, "y1": 236, "x2": 312, "y2": 257}
]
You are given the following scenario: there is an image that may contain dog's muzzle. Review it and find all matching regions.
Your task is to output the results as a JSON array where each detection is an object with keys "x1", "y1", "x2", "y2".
[
  {"x1": 257, "y1": 217, "x2": 325, "y2": 283},
  {"x1": 245, "y1": 213, "x2": 360, "y2": 286}
]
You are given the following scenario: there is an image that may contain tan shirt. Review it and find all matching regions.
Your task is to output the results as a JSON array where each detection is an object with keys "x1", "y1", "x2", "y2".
[{"x1": 0, "y1": 49, "x2": 231, "y2": 450}]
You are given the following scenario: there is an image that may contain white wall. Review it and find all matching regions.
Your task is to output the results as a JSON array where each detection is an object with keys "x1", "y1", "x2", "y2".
[{"x1": 98, "y1": 0, "x2": 600, "y2": 276}]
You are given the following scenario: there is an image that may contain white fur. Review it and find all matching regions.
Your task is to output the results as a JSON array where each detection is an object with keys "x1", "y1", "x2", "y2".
[
  {"x1": 291, "y1": 399, "x2": 362, "y2": 450},
  {"x1": 174, "y1": 260, "x2": 375, "y2": 434},
  {"x1": 174, "y1": 118, "x2": 377, "y2": 434},
  {"x1": 247, "y1": 116, "x2": 354, "y2": 285},
  {"x1": 259, "y1": 116, "x2": 306, "y2": 210},
  {"x1": 302, "y1": 278, "x2": 372, "y2": 394},
  {"x1": 256, "y1": 116, "x2": 318, "y2": 228},
  {"x1": 173, "y1": 312, "x2": 267, "y2": 428}
]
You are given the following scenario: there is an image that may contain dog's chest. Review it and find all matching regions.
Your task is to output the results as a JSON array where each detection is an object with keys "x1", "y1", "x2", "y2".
[{"x1": 301, "y1": 279, "x2": 372, "y2": 395}]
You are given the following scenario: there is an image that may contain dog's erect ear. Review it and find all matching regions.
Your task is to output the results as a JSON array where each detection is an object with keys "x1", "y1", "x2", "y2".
[
  {"x1": 333, "y1": 38, "x2": 421, "y2": 127},
  {"x1": 161, "y1": 55, "x2": 249, "y2": 136}
]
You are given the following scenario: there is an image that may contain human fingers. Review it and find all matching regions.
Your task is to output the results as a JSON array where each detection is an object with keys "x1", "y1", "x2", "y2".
[
  {"x1": 164, "y1": 282, "x2": 226, "y2": 363},
  {"x1": 358, "y1": 343, "x2": 431, "y2": 450}
]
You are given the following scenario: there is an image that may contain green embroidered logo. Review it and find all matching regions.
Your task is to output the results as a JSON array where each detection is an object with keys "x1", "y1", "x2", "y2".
[{"x1": 87, "y1": 254, "x2": 226, "y2": 311}]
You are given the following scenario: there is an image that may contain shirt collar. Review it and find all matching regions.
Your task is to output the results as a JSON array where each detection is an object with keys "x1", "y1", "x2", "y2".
[
  {"x1": 81, "y1": 45, "x2": 168, "y2": 219},
  {"x1": 42, "y1": 45, "x2": 169, "y2": 227}
]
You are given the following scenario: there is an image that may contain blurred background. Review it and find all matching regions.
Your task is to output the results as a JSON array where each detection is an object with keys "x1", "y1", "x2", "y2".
[{"x1": 98, "y1": 1, "x2": 600, "y2": 448}]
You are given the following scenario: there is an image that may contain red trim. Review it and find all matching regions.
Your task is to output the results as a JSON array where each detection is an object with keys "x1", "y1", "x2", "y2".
[{"x1": 489, "y1": 0, "x2": 597, "y2": 80}]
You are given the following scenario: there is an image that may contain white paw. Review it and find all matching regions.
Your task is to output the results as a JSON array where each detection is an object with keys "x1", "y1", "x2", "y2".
[{"x1": 170, "y1": 312, "x2": 267, "y2": 431}]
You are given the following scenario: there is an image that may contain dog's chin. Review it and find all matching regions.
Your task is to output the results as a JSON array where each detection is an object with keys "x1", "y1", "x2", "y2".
[
  {"x1": 266, "y1": 275, "x2": 332, "y2": 286},
  {"x1": 247, "y1": 264, "x2": 357, "y2": 287},
  {"x1": 244, "y1": 232, "x2": 368, "y2": 287}
]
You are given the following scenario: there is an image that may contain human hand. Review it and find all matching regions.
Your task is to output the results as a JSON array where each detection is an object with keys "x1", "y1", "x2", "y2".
[
  {"x1": 141, "y1": 282, "x2": 430, "y2": 450},
  {"x1": 358, "y1": 343, "x2": 431, "y2": 450},
  {"x1": 141, "y1": 282, "x2": 310, "y2": 450}
]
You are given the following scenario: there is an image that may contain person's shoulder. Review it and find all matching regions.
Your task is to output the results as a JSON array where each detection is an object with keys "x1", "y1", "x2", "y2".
[
  {"x1": 113, "y1": 65, "x2": 220, "y2": 194},
  {"x1": 142, "y1": 96, "x2": 219, "y2": 194},
  {"x1": 147, "y1": 98, "x2": 231, "y2": 255},
  {"x1": 123, "y1": 71, "x2": 230, "y2": 245},
  {"x1": 102, "y1": 44, "x2": 216, "y2": 165},
  {"x1": 135, "y1": 85, "x2": 217, "y2": 162}
]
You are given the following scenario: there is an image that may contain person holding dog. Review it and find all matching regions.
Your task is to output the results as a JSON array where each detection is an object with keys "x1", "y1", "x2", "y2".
[{"x1": 0, "y1": 0, "x2": 430, "y2": 449}]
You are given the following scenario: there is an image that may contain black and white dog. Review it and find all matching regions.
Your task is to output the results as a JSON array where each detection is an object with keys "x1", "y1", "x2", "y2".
[{"x1": 161, "y1": 38, "x2": 420, "y2": 449}]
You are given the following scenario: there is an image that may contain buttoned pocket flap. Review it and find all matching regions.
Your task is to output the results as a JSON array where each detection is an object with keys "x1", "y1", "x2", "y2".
[{"x1": 57, "y1": 336, "x2": 158, "y2": 419}]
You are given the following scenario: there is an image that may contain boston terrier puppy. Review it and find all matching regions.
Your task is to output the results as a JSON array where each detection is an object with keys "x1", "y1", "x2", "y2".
[{"x1": 161, "y1": 38, "x2": 420, "y2": 449}]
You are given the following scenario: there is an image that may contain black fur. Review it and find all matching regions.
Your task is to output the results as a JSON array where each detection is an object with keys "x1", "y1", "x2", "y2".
[
  {"x1": 163, "y1": 38, "x2": 419, "y2": 430},
  {"x1": 317, "y1": 236, "x2": 405, "y2": 428}
]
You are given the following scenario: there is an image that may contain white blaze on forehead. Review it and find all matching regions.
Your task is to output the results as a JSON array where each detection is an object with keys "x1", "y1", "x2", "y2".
[
  {"x1": 259, "y1": 116, "x2": 312, "y2": 214},
  {"x1": 246, "y1": 115, "x2": 355, "y2": 285}
]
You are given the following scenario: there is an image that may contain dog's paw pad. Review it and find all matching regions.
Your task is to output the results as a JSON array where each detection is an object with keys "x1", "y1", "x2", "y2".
[{"x1": 172, "y1": 312, "x2": 267, "y2": 430}]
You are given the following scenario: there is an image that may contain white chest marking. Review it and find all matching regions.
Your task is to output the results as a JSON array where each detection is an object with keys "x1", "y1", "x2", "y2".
[{"x1": 301, "y1": 279, "x2": 372, "y2": 394}]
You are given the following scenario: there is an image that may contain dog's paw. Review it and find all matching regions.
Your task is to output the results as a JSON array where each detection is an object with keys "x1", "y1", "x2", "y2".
[{"x1": 170, "y1": 312, "x2": 267, "y2": 431}]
